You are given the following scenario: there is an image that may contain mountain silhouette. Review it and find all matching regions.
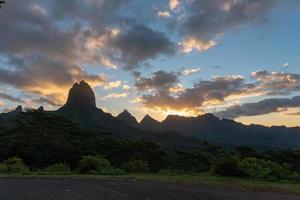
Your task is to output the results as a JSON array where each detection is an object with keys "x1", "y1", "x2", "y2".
[
  {"x1": 117, "y1": 109, "x2": 139, "y2": 127},
  {"x1": 54, "y1": 81, "x2": 201, "y2": 148},
  {"x1": 1, "y1": 80, "x2": 300, "y2": 149},
  {"x1": 140, "y1": 114, "x2": 161, "y2": 131},
  {"x1": 57, "y1": 81, "x2": 121, "y2": 132},
  {"x1": 62, "y1": 80, "x2": 96, "y2": 109}
]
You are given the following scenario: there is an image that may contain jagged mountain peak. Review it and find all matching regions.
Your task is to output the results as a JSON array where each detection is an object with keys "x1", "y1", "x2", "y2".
[
  {"x1": 62, "y1": 80, "x2": 96, "y2": 108},
  {"x1": 37, "y1": 106, "x2": 44, "y2": 112},
  {"x1": 140, "y1": 114, "x2": 160, "y2": 131},
  {"x1": 15, "y1": 105, "x2": 23, "y2": 112},
  {"x1": 141, "y1": 114, "x2": 158, "y2": 122},
  {"x1": 119, "y1": 109, "x2": 130, "y2": 115},
  {"x1": 117, "y1": 109, "x2": 138, "y2": 126}
]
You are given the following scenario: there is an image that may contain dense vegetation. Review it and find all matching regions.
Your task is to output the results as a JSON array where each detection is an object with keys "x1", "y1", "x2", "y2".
[{"x1": 1, "y1": 111, "x2": 300, "y2": 182}]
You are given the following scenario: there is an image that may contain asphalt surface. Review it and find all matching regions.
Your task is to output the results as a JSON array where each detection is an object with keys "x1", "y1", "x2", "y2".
[{"x1": 0, "y1": 177, "x2": 300, "y2": 200}]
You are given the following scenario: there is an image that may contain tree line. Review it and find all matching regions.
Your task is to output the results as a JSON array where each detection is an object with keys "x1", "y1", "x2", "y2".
[{"x1": 1, "y1": 110, "x2": 300, "y2": 181}]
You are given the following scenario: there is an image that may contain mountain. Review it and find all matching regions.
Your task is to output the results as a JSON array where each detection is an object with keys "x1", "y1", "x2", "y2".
[
  {"x1": 151, "y1": 113, "x2": 300, "y2": 149},
  {"x1": 1, "y1": 80, "x2": 300, "y2": 149},
  {"x1": 139, "y1": 114, "x2": 161, "y2": 131},
  {"x1": 62, "y1": 80, "x2": 96, "y2": 108},
  {"x1": 55, "y1": 81, "x2": 201, "y2": 148},
  {"x1": 57, "y1": 81, "x2": 124, "y2": 132},
  {"x1": 117, "y1": 110, "x2": 139, "y2": 127},
  {"x1": 0, "y1": 105, "x2": 23, "y2": 127}
]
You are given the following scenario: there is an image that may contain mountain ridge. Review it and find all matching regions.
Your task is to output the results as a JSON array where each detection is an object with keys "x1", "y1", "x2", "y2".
[{"x1": 1, "y1": 80, "x2": 300, "y2": 149}]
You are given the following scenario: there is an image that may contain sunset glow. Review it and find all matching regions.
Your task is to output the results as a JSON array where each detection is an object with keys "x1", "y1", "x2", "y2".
[{"x1": 0, "y1": 0, "x2": 299, "y2": 127}]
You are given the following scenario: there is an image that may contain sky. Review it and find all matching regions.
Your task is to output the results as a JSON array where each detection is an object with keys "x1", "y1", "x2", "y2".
[{"x1": 0, "y1": 0, "x2": 300, "y2": 127}]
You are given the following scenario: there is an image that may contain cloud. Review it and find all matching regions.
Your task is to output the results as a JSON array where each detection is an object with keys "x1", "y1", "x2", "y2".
[
  {"x1": 0, "y1": 0, "x2": 293, "y2": 111},
  {"x1": 174, "y1": 0, "x2": 280, "y2": 52},
  {"x1": 0, "y1": 91, "x2": 24, "y2": 103},
  {"x1": 215, "y1": 96, "x2": 300, "y2": 119},
  {"x1": 135, "y1": 70, "x2": 300, "y2": 114},
  {"x1": 181, "y1": 67, "x2": 202, "y2": 76},
  {"x1": 181, "y1": 37, "x2": 217, "y2": 53},
  {"x1": 169, "y1": 0, "x2": 180, "y2": 10},
  {"x1": 122, "y1": 84, "x2": 131, "y2": 90},
  {"x1": 31, "y1": 96, "x2": 62, "y2": 107},
  {"x1": 135, "y1": 70, "x2": 255, "y2": 113},
  {"x1": 282, "y1": 63, "x2": 290, "y2": 68},
  {"x1": 102, "y1": 92, "x2": 128, "y2": 100},
  {"x1": 0, "y1": 55, "x2": 106, "y2": 105},
  {"x1": 104, "y1": 24, "x2": 176, "y2": 70},
  {"x1": 158, "y1": 11, "x2": 171, "y2": 18},
  {"x1": 212, "y1": 65, "x2": 222, "y2": 70},
  {"x1": 0, "y1": 0, "x2": 176, "y2": 106},
  {"x1": 286, "y1": 111, "x2": 300, "y2": 116},
  {"x1": 104, "y1": 81, "x2": 122, "y2": 90},
  {"x1": 252, "y1": 70, "x2": 300, "y2": 95},
  {"x1": 135, "y1": 70, "x2": 180, "y2": 95}
]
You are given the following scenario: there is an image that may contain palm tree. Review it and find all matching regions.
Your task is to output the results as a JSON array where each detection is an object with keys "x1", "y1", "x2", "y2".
[{"x1": 0, "y1": 1, "x2": 5, "y2": 8}]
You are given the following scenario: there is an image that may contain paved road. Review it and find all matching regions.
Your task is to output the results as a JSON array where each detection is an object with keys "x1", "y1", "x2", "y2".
[{"x1": 0, "y1": 177, "x2": 299, "y2": 200}]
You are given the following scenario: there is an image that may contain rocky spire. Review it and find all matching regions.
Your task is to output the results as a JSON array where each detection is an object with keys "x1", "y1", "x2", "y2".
[
  {"x1": 37, "y1": 106, "x2": 44, "y2": 112},
  {"x1": 15, "y1": 105, "x2": 23, "y2": 112},
  {"x1": 63, "y1": 81, "x2": 96, "y2": 108}
]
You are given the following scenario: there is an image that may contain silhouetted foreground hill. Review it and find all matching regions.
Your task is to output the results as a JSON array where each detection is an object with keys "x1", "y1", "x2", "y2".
[{"x1": 1, "y1": 81, "x2": 300, "y2": 149}]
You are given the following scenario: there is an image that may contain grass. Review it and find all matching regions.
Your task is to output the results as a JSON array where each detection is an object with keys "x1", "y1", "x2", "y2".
[
  {"x1": 1, "y1": 173, "x2": 300, "y2": 195},
  {"x1": 132, "y1": 173, "x2": 300, "y2": 195}
]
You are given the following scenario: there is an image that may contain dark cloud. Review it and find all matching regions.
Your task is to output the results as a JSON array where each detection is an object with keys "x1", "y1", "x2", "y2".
[
  {"x1": 0, "y1": 0, "x2": 176, "y2": 106},
  {"x1": 135, "y1": 70, "x2": 180, "y2": 94},
  {"x1": 136, "y1": 69, "x2": 300, "y2": 114},
  {"x1": 252, "y1": 70, "x2": 300, "y2": 95},
  {"x1": 135, "y1": 71, "x2": 255, "y2": 112},
  {"x1": 0, "y1": 0, "x2": 80, "y2": 60},
  {"x1": 31, "y1": 96, "x2": 62, "y2": 107},
  {"x1": 0, "y1": 0, "x2": 296, "y2": 111},
  {"x1": 0, "y1": 92, "x2": 24, "y2": 103},
  {"x1": 0, "y1": 55, "x2": 106, "y2": 104},
  {"x1": 107, "y1": 24, "x2": 176, "y2": 70},
  {"x1": 215, "y1": 96, "x2": 300, "y2": 119},
  {"x1": 0, "y1": 0, "x2": 175, "y2": 69},
  {"x1": 173, "y1": 0, "x2": 280, "y2": 51}
]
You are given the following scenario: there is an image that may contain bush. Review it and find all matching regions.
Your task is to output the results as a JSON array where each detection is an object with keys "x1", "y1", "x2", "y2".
[
  {"x1": 39, "y1": 163, "x2": 72, "y2": 175},
  {"x1": 4, "y1": 157, "x2": 30, "y2": 175},
  {"x1": 0, "y1": 163, "x2": 8, "y2": 174},
  {"x1": 213, "y1": 157, "x2": 246, "y2": 177},
  {"x1": 175, "y1": 150, "x2": 212, "y2": 173},
  {"x1": 239, "y1": 157, "x2": 291, "y2": 180},
  {"x1": 122, "y1": 160, "x2": 150, "y2": 173},
  {"x1": 79, "y1": 155, "x2": 111, "y2": 174}
]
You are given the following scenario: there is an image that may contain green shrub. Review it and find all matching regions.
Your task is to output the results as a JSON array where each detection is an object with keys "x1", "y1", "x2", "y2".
[
  {"x1": 79, "y1": 155, "x2": 111, "y2": 174},
  {"x1": 122, "y1": 160, "x2": 150, "y2": 173},
  {"x1": 4, "y1": 157, "x2": 30, "y2": 175},
  {"x1": 175, "y1": 150, "x2": 212, "y2": 173},
  {"x1": 213, "y1": 157, "x2": 246, "y2": 177},
  {"x1": 0, "y1": 163, "x2": 8, "y2": 173},
  {"x1": 239, "y1": 157, "x2": 291, "y2": 180},
  {"x1": 39, "y1": 163, "x2": 72, "y2": 175}
]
